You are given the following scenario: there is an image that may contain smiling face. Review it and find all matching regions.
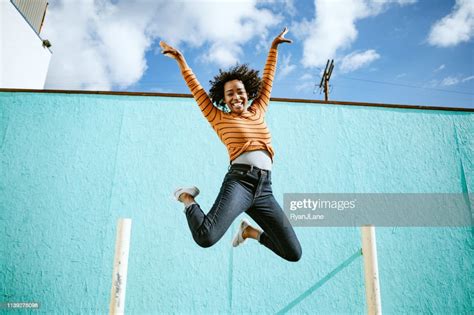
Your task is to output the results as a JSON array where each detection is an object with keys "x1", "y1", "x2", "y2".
[{"x1": 223, "y1": 79, "x2": 248, "y2": 115}]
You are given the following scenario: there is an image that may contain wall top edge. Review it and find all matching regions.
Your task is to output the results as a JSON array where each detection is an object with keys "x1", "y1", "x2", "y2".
[{"x1": 0, "y1": 88, "x2": 472, "y2": 112}]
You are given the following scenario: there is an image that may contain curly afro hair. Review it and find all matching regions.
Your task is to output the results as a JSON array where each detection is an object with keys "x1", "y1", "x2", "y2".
[{"x1": 209, "y1": 64, "x2": 262, "y2": 110}]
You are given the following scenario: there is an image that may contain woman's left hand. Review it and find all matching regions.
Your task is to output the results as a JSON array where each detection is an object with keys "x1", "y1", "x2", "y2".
[{"x1": 272, "y1": 27, "x2": 292, "y2": 48}]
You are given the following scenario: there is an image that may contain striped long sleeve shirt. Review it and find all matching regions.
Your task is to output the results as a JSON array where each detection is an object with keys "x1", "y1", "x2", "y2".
[{"x1": 181, "y1": 48, "x2": 278, "y2": 162}]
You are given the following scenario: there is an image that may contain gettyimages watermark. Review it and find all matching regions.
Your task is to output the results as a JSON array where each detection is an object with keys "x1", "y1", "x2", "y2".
[{"x1": 283, "y1": 193, "x2": 473, "y2": 227}]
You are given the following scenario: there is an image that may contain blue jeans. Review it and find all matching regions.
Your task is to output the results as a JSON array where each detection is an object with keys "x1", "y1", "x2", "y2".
[{"x1": 185, "y1": 164, "x2": 302, "y2": 262}]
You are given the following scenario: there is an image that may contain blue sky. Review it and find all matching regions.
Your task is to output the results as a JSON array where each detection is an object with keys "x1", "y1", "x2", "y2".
[{"x1": 42, "y1": 0, "x2": 474, "y2": 108}]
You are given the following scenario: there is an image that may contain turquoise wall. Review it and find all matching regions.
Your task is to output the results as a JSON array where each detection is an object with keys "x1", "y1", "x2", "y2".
[{"x1": 0, "y1": 91, "x2": 472, "y2": 314}]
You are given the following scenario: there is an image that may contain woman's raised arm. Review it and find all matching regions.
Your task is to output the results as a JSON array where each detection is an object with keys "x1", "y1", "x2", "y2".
[
  {"x1": 160, "y1": 41, "x2": 220, "y2": 124},
  {"x1": 160, "y1": 41, "x2": 189, "y2": 72},
  {"x1": 255, "y1": 27, "x2": 292, "y2": 111}
]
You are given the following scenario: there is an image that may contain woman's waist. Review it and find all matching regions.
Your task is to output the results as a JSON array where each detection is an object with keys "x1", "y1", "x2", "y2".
[
  {"x1": 231, "y1": 149, "x2": 272, "y2": 170},
  {"x1": 228, "y1": 163, "x2": 272, "y2": 183},
  {"x1": 224, "y1": 139, "x2": 275, "y2": 162}
]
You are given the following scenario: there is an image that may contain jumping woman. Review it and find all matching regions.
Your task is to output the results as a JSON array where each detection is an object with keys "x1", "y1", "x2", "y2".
[{"x1": 160, "y1": 27, "x2": 302, "y2": 262}]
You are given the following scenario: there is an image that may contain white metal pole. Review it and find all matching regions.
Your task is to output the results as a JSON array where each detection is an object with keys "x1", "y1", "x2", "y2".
[
  {"x1": 109, "y1": 218, "x2": 132, "y2": 315},
  {"x1": 361, "y1": 225, "x2": 382, "y2": 315}
]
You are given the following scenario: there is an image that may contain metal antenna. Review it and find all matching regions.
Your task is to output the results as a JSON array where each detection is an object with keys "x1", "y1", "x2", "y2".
[{"x1": 319, "y1": 59, "x2": 334, "y2": 101}]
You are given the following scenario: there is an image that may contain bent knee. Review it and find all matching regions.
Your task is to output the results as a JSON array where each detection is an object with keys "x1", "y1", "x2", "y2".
[
  {"x1": 194, "y1": 234, "x2": 218, "y2": 248},
  {"x1": 286, "y1": 245, "x2": 302, "y2": 262}
]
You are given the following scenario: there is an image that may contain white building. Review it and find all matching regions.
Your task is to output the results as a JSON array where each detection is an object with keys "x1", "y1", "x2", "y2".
[{"x1": 0, "y1": 0, "x2": 51, "y2": 89}]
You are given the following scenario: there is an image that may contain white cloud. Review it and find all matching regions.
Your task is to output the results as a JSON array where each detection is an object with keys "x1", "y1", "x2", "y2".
[
  {"x1": 434, "y1": 64, "x2": 446, "y2": 72},
  {"x1": 260, "y1": 0, "x2": 297, "y2": 16},
  {"x1": 440, "y1": 75, "x2": 474, "y2": 86},
  {"x1": 155, "y1": 1, "x2": 281, "y2": 67},
  {"x1": 462, "y1": 75, "x2": 474, "y2": 82},
  {"x1": 441, "y1": 76, "x2": 460, "y2": 86},
  {"x1": 201, "y1": 43, "x2": 243, "y2": 68},
  {"x1": 428, "y1": 0, "x2": 474, "y2": 47},
  {"x1": 282, "y1": 0, "x2": 297, "y2": 16},
  {"x1": 395, "y1": 0, "x2": 417, "y2": 5},
  {"x1": 300, "y1": 73, "x2": 314, "y2": 81},
  {"x1": 42, "y1": 0, "x2": 282, "y2": 90},
  {"x1": 43, "y1": 0, "x2": 155, "y2": 90},
  {"x1": 294, "y1": 0, "x2": 416, "y2": 68},
  {"x1": 340, "y1": 50, "x2": 380, "y2": 73},
  {"x1": 295, "y1": 81, "x2": 315, "y2": 92},
  {"x1": 278, "y1": 53, "x2": 297, "y2": 78}
]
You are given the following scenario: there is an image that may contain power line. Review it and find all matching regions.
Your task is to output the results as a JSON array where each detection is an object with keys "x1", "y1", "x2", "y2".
[{"x1": 338, "y1": 75, "x2": 474, "y2": 96}]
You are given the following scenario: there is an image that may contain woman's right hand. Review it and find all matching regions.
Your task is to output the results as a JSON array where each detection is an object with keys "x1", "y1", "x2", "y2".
[{"x1": 160, "y1": 41, "x2": 182, "y2": 60}]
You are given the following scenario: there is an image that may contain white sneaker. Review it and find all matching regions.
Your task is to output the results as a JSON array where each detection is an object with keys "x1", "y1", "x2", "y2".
[
  {"x1": 232, "y1": 219, "x2": 251, "y2": 247},
  {"x1": 173, "y1": 186, "x2": 200, "y2": 201}
]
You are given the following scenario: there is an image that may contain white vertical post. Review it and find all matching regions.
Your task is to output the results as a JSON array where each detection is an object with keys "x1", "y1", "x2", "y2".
[
  {"x1": 361, "y1": 225, "x2": 382, "y2": 315},
  {"x1": 109, "y1": 218, "x2": 132, "y2": 315}
]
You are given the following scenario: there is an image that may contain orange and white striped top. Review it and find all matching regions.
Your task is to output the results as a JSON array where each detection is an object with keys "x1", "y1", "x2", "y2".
[{"x1": 182, "y1": 48, "x2": 278, "y2": 162}]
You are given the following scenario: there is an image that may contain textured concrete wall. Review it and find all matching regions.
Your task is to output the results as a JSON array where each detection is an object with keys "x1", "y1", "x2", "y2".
[{"x1": 0, "y1": 91, "x2": 472, "y2": 314}]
